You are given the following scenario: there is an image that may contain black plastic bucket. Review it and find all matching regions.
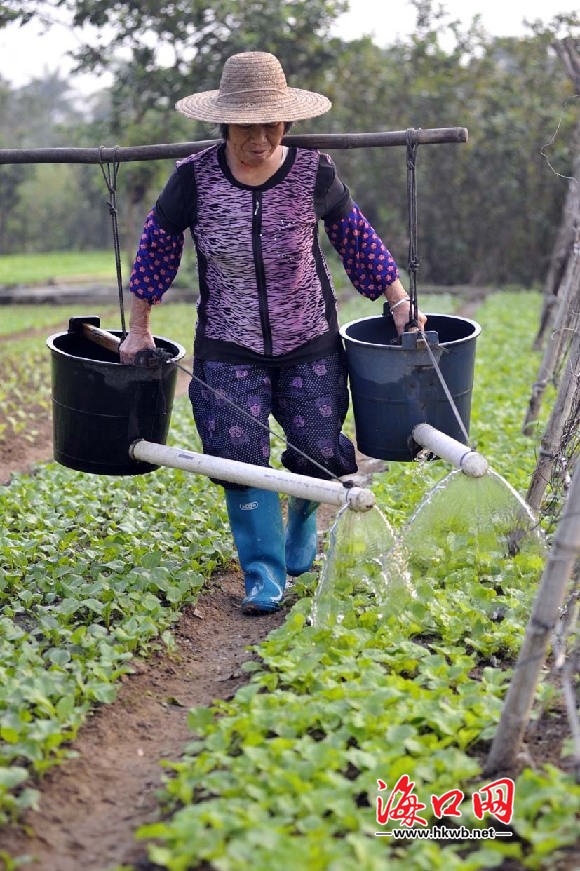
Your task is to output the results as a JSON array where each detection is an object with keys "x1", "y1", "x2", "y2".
[
  {"x1": 47, "y1": 328, "x2": 186, "y2": 475},
  {"x1": 339, "y1": 312, "x2": 481, "y2": 461}
]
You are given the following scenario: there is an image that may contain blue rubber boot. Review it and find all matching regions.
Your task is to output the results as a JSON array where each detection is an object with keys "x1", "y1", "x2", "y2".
[
  {"x1": 285, "y1": 498, "x2": 319, "y2": 576},
  {"x1": 225, "y1": 487, "x2": 286, "y2": 614}
]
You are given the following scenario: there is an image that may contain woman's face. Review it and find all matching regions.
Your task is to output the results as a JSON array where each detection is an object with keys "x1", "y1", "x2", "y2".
[{"x1": 227, "y1": 122, "x2": 285, "y2": 167}]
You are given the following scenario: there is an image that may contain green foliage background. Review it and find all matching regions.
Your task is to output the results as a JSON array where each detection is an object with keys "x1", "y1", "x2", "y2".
[
  {"x1": 0, "y1": 0, "x2": 578, "y2": 288},
  {"x1": 0, "y1": 1, "x2": 579, "y2": 865},
  {"x1": 0, "y1": 291, "x2": 578, "y2": 870}
]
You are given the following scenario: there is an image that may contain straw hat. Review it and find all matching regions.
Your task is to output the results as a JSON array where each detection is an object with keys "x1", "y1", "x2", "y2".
[{"x1": 175, "y1": 51, "x2": 331, "y2": 123}]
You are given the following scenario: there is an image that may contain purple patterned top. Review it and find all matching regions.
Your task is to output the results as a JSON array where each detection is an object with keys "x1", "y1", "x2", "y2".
[{"x1": 129, "y1": 143, "x2": 399, "y2": 363}]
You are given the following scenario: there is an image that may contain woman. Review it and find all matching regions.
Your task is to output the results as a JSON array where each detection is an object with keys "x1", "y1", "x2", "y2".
[{"x1": 120, "y1": 51, "x2": 426, "y2": 615}]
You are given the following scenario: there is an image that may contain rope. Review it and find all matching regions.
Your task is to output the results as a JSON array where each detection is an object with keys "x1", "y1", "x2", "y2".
[
  {"x1": 406, "y1": 127, "x2": 421, "y2": 329},
  {"x1": 403, "y1": 129, "x2": 473, "y2": 448},
  {"x1": 98, "y1": 146, "x2": 127, "y2": 339}
]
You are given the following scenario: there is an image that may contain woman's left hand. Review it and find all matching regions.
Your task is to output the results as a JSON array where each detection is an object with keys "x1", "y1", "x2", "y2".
[{"x1": 391, "y1": 299, "x2": 428, "y2": 336}]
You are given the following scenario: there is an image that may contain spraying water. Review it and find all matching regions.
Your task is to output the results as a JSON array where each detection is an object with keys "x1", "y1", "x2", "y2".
[
  {"x1": 396, "y1": 468, "x2": 547, "y2": 583},
  {"x1": 311, "y1": 467, "x2": 546, "y2": 630},
  {"x1": 311, "y1": 505, "x2": 414, "y2": 628}
]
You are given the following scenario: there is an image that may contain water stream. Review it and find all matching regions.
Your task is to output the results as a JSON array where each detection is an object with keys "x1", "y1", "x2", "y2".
[
  {"x1": 398, "y1": 468, "x2": 546, "y2": 577},
  {"x1": 311, "y1": 468, "x2": 546, "y2": 629},
  {"x1": 311, "y1": 504, "x2": 413, "y2": 627}
]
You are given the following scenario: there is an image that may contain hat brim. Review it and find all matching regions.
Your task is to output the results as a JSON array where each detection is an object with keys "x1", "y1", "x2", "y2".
[{"x1": 175, "y1": 87, "x2": 331, "y2": 123}]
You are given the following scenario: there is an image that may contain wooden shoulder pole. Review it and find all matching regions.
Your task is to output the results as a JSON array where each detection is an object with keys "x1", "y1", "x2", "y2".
[{"x1": 0, "y1": 128, "x2": 468, "y2": 165}]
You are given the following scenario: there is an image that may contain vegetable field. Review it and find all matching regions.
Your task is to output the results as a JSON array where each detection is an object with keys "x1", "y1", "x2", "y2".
[{"x1": 0, "y1": 291, "x2": 579, "y2": 871}]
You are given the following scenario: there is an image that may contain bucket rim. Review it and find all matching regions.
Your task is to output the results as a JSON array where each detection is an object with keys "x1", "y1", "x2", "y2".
[
  {"x1": 46, "y1": 330, "x2": 187, "y2": 365},
  {"x1": 339, "y1": 311, "x2": 482, "y2": 348}
]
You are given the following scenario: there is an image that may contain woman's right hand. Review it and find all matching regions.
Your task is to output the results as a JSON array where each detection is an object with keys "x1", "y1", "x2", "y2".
[{"x1": 119, "y1": 328, "x2": 156, "y2": 364}]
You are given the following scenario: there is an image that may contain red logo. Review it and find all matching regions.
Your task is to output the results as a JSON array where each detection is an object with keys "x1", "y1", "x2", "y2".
[{"x1": 375, "y1": 775, "x2": 515, "y2": 839}]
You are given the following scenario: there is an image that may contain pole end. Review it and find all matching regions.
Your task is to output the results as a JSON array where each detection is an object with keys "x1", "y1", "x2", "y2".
[
  {"x1": 346, "y1": 487, "x2": 376, "y2": 512},
  {"x1": 128, "y1": 438, "x2": 144, "y2": 460},
  {"x1": 460, "y1": 451, "x2": 489, "y2": 478}
]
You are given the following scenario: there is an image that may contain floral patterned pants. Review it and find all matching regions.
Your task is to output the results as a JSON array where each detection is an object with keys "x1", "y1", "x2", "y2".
[{"x1": 189, "y1": 351, "x2": 358, "y2": 489}]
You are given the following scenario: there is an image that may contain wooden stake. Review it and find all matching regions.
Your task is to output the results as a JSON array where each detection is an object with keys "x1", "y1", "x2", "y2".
[
  {"x1": 484, "y1": 465, "x2": 580, "y2": 774},
  {"x1": 523, "y1": 237, "x2": 580, "y2": 436},
  {"x1": 526, "y1": 326, "x2": 580, "y2": 514}
]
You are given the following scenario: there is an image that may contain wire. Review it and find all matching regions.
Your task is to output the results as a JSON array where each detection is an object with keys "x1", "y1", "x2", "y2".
[
  {"x1": 98, "y1": 146, "x2": 127, "y2": 339},
  {"x1": 420, "y1": 332, "x2": 471, "y2": 446},
  {"x1": 172, "y1": 359, "x2": 348, "y2": 485}
]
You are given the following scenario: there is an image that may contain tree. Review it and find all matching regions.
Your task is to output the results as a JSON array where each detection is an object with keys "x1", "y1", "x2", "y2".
[
  {"x1": 521, "y1": 36, "x2": 580, "y2": 434},
  {"x1": 1, "y1": 0, "x2": 348, "y2": 110},
  {"x1": 0, "y1": 77, "x2": 27, "y2": 251},
  {"x1": 0, "y1": 71, "x2": 116, "y2": 253},
  {"x1": 1, "y1": 0, "x2": 578, "y2": 291},
  {"x1": 1, "y1": 0, "x2": 350, "y2": 261}
]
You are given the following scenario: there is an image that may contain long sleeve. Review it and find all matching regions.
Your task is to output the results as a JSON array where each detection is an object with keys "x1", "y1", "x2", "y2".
[
  {"x1": 324, "y1": 202, "x2": 399, "y2": 301},
  {"x1": 128, "y1": 209, "x2": 184, "y2": 305}
]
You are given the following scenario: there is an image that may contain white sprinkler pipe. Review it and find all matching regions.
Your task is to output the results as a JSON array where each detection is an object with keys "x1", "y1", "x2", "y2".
[
  {"x1": 412, "y1": 423, "x2": 488, "y2": 478},
  {"x1": 130, "y1": 440, "x2": 376, "y2": 512}
]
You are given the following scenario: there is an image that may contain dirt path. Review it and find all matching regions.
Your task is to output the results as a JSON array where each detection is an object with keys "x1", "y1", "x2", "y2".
[
  {"x1": 0, "y1": 358, "x2": 384, "y2": 871},
  {"x1": 0, "y1": 575, "x2": 287, "y2": 871},
  {"x1": 0, "y1": 491, "x2": 378, "y2": 871}
]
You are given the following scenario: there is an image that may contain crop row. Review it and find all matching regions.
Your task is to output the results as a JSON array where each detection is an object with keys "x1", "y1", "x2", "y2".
[
  {"x1": 2, "y1": 291, "x2": 577, "y2": 871},
  {"x1": 135, "y1": 293, "x2": 580, "y2": 871},
  {"x1": 0, "y1": 303, "x2": 197, "y2": 451}
]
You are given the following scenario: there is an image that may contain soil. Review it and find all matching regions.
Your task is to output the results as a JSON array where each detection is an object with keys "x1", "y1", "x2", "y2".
[
  {"x1": 0, "y1": 297, "x2": 577, "y2": 871},
  {"x1": 0, "y1": 576, "x2": 288, "y2": 871}
]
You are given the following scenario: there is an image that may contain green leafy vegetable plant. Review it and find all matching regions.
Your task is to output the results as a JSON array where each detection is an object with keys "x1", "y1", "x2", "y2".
[{"x1": 136, "y1": 293, "x2": 579, "y2": 871}]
